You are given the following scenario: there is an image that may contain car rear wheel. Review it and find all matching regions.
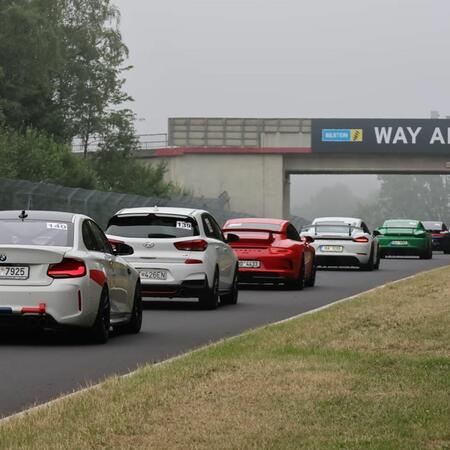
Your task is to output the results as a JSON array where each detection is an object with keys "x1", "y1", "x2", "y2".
[
  {"x1": 374, "y1": 251, "x2": 381, "y2": 270},
  {"x1": 304, "y1": 261, "x2": 316, "y2": 287},
  {"x1": 199, "y1": 269, "x2": 219, "y2": 310},
  {"x1": 361, "y1": 247, "x2": 375, "y2": 271},
  {"x1": 287, "y1": 258, "x2": 305, "y2": 290},
  {"x1": 420, "y1": 245, "x2": 433, "y2": 259},
  {"x1": 123, "y1": 282, "x2": 143, "y2": 334},
  {"x1": 221, "y1": 267, "x2": 238, "y2": 305},
  {"x1": 89, "y1": 287, "x2": 110, "y2": 344}
]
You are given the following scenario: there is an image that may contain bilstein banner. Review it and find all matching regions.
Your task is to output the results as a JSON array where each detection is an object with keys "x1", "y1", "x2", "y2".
[{"x1": 312, "y1": 119, "x2": 450, "y2": 153}]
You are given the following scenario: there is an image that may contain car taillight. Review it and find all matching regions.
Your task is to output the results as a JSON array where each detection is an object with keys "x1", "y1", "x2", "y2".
[
  {"x1": 47, "y1": 258, "x2": 87, "y2": 278},
  {"x1": 108, "y1": 239, "x2": 122, "y2": 252},
  {"x1": 353, "y1": 236, "x2": 369, "y2": 243},
  {"x1": 174, "y1": 239, "x2": 208, "y2": 252}
]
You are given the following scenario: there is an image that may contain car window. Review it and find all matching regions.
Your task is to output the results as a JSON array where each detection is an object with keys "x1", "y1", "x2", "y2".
[
  {"x1": 0, "y1": 219, "x2": 73, "y2": 247},
  {"x1": 202, "y1": 214, "x2": 223, "y2": 241},
  {"x1": 286, "y1": 224, "x2": 300, "y2": 241},
  {"x1": 361, "y1": 222, "x2": 370, "y2": 234},
  {"x1": 82, "y1": 220, "x2": 100, "y2": 251},
  {"x1": 106, "y1": 214, "x2": 199, "y2": 239},
  {"x1": 89, "y1": 221, "x2": 113, "y2": 254}
]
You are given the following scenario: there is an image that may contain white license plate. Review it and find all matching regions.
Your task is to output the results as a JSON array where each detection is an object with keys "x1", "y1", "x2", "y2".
[
  {"x1": 320, "y1": 245, "x2": 343, "y2": 253},
  {"x1": 139, "y1": 270, "x2": 168, "y2": 281},
  {"x1": 0, "y1": 266, "x2": 29, "y2": 280},
  {"x1": 239, "y1": 260, "x2": 261, "y2": 268},
  {"x1": 391, "y1": 240, "x2": 408, "y2": 246}
]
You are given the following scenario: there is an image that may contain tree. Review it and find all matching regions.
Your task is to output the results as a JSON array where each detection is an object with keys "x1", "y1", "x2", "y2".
[
  {"x1": 0, "y1": 0, "x2": 133, "y2": 153},
  {"x1": 356, "y1": 175, "x2": 450, "y2": 229},
  {"x1": 56, "y1": 0, "x2": 133, "y2": 155}
]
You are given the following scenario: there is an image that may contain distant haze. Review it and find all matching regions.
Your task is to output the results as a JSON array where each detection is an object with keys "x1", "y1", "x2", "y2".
[{"x1": 113, "y1": 0, "x2": 448, "y2": 212}]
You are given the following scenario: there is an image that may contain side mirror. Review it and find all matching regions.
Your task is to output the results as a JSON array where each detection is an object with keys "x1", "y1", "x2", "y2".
[
  {"x1": 225, "y1": 232, "x2": 240, "y2": 244},
  {"x1": 302, "y1": 235, "x2": 315, "y2": 244},
  {"x1": 110, "y1": 240, "x2": 134, "y2": 256},
  {"x1": 373, "y1": 230, "x2": 381, "y2": 237}
]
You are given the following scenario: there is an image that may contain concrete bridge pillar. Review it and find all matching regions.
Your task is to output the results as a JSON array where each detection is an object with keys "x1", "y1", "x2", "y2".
[{"x1": 137, "y1": 152, "x2": 286, "y2": 219}]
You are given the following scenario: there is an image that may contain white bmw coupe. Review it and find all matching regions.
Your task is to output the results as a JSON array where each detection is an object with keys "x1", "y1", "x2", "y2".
[{"x1": 0, "y1": 210, "x2": 141, "y2": 343}]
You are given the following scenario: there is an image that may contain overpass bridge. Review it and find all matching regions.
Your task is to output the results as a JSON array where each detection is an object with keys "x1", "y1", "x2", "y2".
[{"x1": 135, "y1": 118, "x2": 450, "y2": 218}]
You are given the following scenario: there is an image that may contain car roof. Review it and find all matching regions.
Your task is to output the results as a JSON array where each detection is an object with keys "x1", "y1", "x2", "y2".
[
  {"x1": 0, "y1": 210, "x2": 77, "y2": 222},
  {"x1": 114, "y1": 206, "x2": 204, "y2": 217},
  {"x1": 312, "y1": 217, "x2": 362, "y2": 226}
]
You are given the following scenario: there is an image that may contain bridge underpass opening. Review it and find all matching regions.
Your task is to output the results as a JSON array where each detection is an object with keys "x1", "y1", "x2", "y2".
[{"x1": 289, "y1": 173, "x2": 450, "y2": 230}]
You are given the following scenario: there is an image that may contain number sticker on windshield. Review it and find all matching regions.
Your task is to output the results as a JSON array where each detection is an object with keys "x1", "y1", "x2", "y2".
[
  {"x1": 176, "y1": 221, "x2": 192, "y2": 230},
  {"x1": 47, "y1": 223, "x2": 68, "y2": 231}
]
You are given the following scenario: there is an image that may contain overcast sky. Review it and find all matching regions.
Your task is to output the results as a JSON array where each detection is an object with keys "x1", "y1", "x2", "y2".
[{"x1": 113, "y1": 0, "x2": 450, "y2": 206}]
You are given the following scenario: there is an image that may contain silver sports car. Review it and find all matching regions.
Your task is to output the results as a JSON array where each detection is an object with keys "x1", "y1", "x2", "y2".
[
  {"x1": 301, "y1": 217, "x2": 380, "y2": 270},
  {"x1": 0, "y1": 210, "x2": 141, "y2": 343}
]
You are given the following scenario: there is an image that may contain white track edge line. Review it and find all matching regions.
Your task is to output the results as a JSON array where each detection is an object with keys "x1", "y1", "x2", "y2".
[{"x1": 0, "y1": 267, "x2": 438, "y2": 426}]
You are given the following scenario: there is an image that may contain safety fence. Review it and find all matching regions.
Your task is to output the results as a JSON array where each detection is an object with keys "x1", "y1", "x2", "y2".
[{"x1": 0, "y1": 178, "x2": 308, "y2": 230}]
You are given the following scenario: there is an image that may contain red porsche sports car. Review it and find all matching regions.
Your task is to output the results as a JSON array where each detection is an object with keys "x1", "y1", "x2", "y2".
[{"x1": 222, "y1": 218, "x2": 316, "y2": 289}]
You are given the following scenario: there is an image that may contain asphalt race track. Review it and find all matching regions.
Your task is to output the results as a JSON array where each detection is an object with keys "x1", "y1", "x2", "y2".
[{"x1": 1, "y1": 255, "x2": 449, "y2": 418}]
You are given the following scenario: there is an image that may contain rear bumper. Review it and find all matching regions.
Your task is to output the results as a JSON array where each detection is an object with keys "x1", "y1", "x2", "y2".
[
  {"x1": 141, "y1": 278, "x2": 208, "y2": 298},
  {"x1": 380, "y1": 247, "x2": 423, "y2": 257},
  {"x1": 0, "y1": 280, "x2": 98, "y2": 328},
  {"x1": 431, "y1": 237, "x2": 450, "y2": 251},
  {"x1": 238, "y1": 269, "x2": 296, "y2": 284},
  {"x1": 0, "y1": 312, "x2": 59, "y2": 330},
  {"x1": 315, "y1": 254, "x2": 363, "y2": 267}
]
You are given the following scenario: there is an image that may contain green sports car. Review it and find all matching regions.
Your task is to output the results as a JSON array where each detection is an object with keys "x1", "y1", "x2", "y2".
[{"x1": 376, "y1": 219, "x2": 432, "y2": 259}]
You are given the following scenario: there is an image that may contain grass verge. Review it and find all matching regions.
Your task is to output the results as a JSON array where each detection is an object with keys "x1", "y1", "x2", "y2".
[{"x1": 1, "y1": 267, "x2": 450, "y2": 449}]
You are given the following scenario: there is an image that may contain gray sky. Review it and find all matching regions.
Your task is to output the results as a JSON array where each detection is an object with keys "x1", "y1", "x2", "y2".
[{"x1": 113, "y1": 0, "x2": 450, "y2": 206}]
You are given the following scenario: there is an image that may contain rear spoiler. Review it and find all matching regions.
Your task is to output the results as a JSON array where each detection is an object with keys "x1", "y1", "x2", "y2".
[
  {"x1": 301, "y1": 224, "x2": 361, "y2": 237},
  {"x1": 223, "y1": 228, "x2": 281, "y2": 242}
]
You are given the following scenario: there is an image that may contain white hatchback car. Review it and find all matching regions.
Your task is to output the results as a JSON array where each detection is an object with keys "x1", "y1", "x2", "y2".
[
  {"x1": 301, "y1": 217, "x2": 380, "y2": 270},
  {"x1": 105, "y1": 207, "x2": 239, "y2": 309},
  {"x1": 0, "y1": 210, "x2": 141, "y2": 343}
]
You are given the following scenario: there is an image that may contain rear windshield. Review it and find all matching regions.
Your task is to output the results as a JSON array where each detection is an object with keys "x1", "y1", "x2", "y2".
[
  {"x1": 422, "y1": 221, "x2": 444, "y2": 231},
  {"x1": 106, "y1": 214, "x2": 200, "y2": 239},
  {"x1": 0, "y1": 220, "x2": 73, "y2": 247},
  {"x1": 225, "y1": 222, "x2": 282, "y2": 232}
]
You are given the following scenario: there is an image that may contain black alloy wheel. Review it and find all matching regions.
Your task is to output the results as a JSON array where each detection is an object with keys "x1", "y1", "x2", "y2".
[
  {"x1": 199, "y1": 269, "x2": 220, "y2": 310},
  {"x1": 221, "y1": 267, "x2": 239, "y2": 305},
  {"x1": 90, "y1": 287, "x2": 110, "y2": 344},
  {"x1": 123, "y1": 282, "x2": 143, "y2": 334}
]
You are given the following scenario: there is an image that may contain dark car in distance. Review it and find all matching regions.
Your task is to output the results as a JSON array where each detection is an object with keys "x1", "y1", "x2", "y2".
[{"x1": 422, "y1": 221, "x2": 450, "y2": 254}]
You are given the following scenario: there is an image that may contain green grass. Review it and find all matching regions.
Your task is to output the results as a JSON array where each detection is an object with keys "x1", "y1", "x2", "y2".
[{"x1": 1, "y1": 267, "x2": 449, "y2": 449}]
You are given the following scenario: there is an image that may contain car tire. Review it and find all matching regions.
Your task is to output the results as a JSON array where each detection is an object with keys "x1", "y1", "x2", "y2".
[
  {"x1": 89, "y1": 287, "x2": 110, "y2": 344},
  {"x1": 373, "y1": 248, "x2": 381, "y2": 270},
  {"x1": 287, "y1": 257, "x2": 305, "y2": 290},
  {"x1": 123, "y1": 282, "x2": 143, "y2": 334},
  {"x1": 420, "y1": 245, "x2": 433, "y2": 260},
  {"x1": 361, "y1": 247, "x2": 375, "y2": 271},
  {"x1": 221, "y1": 267, "x2": 238, "y2": 305},
  {"x1": 304, "y1": 261, "x2": 316, "y2": 287},
  {"x1": 199, "y1": 269, "x2": 219, "y2": 310},
  {"x1": 444, "y1": 246, "x2": 450, "y2": 255}
]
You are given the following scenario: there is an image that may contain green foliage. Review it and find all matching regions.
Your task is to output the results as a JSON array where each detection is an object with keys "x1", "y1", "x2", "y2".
[
  {"x1": 0, "y1": 0, "x2": 180, "y2": 199},
  {"x1": 356, "y1": 175, "x2": 450, "y2": 229},
  {"x1": 0, "y1": 127, "x2": 97, "y2": 188}
]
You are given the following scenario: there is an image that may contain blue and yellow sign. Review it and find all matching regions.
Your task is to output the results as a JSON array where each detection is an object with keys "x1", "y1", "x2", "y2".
[{"x1": 322, "y1": 129, "x2": 363, "y2": 142}]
